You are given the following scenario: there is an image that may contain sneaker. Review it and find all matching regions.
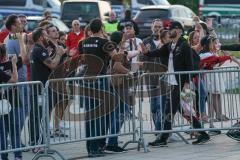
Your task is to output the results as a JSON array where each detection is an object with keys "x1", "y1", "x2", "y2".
[
  {"x1": 21, "y1": 143, "x2": 30, "y2": 152},
  {"x1": 200, "y1": 113, "x2": 209, "y2": 123},
  {"x1": 59, "y1": 121, "x2": 70, "y2": 129},
  {"x1": 192, "y1": 134, "x2": 211, "y2": 145},
  {"x1": 208, "y1": 130, "x2": 221, "y2": 136},
  {"x1": 105, "y1": 145, "x2": 126, "y2": 153},
  {"x1": 15, "y1": 157, "x2": 22, "y2": 160},
  {"x1": 50, "y1": 129, "x2": 68, "y2": 138},
  {"x1": 88, "y1": 150, "x2": 105, "y2": 158},
  {"x1": 216, "y1": 114, "x2": 229, "y2": 121},
  {"x1": 148, "y1": 139, "x2": 167, "y2": 147},
  {"x1": 32, "y1": 147, "x2": 44, "y2": 154},
  {"x1": 226, "y1": 131, "x2": 240, "y2": 141}
]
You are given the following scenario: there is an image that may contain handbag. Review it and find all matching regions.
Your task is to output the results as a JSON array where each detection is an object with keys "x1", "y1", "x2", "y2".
[{"x1": 0, "y1": 93, "x2": 12, "y2": 115}]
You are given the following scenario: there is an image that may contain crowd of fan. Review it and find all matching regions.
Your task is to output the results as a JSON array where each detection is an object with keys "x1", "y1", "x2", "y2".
[{"x1": 1, "y1": 9, "x2": 240, "y2": 159}]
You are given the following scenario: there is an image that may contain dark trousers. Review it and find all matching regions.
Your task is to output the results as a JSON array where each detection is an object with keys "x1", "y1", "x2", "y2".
[
  {"x1": 85, "y1": 79, "x2": 109, "y2": 152},
  {"x1": 108, "y1": 88, "x2": 130, "y2": 145},
  {"x1": 29, "y1": 93, "x2": 42, "y2": 145},
  {"x1": 161, "y1": 85, "x2": 207, "y2": 140},
  {"x1": 29, "y1": 88, "x2": 54, "y2": 145}
]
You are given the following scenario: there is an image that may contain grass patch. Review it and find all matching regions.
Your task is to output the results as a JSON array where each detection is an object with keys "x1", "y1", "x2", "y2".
[
  {"x1": 230, "y1": 51, "x2": 240, "y2": 58},
  {"x1": 226, "y1": 88, "x2": 240, "y2": 94}
]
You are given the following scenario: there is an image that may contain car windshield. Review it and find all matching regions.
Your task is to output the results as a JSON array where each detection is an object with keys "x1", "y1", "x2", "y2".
[
  {"x1": 136, "y1": 9, "x2": 170, "y2": 20},
  {"x1": 153, "y1": 0, "x2": 170, "y2": 5},
  {"x1": 27, "y1": 18, "x2": 69, "y2": 32},
  {"x1": 51, "y1": 18, "x2": 69, "y2": 33},
  {"x1": 62, "y1": 2, "x2": 100, "y2": 21}
]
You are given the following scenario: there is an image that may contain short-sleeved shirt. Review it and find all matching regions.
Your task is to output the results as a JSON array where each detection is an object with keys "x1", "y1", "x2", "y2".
[
  {"x1": 30, "y1": 43, "x2": 51, "y2": 84},
  {"x1": 0, "y1": 57, "x2": 23, "y2": 83},
  {"x1": 6, "y1": 33, "x2": 27, "y2": 82},
  {"x1": 0, "y1": 70, "x2": 11, "y2": 83},
  {"x1": 79, "y1": 37, "x2": 111, "y2": 75}
]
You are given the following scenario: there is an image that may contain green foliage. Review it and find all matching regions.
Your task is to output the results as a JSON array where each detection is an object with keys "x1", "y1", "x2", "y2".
[{"x1": 168, "y1": 0, "x2": 199, "y2": 15}]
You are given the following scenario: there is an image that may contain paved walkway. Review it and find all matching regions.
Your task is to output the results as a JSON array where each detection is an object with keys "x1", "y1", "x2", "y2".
[{"x1": 6, "y1": 133, "x2": 240, "y2": 160}]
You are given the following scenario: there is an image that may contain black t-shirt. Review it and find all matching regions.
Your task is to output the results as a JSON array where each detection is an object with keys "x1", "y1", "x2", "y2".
[
  {"x1": 30, "y1": 43, "x2": 51, "y2": 84},
  {"x1": 0, "y1": 57, "x2": 23, "y2": 83},
  {"x1": 0, "y1": 70, "x2": 10, "y2": 83},
  {"x1": 79, "y1": 37, "x2": 111, "y2": 75}
]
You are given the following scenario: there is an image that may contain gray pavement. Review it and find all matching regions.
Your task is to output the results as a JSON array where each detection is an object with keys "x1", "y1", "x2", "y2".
[{"x1": 7, "y1": 133, "x2": 240, "y2": 160}]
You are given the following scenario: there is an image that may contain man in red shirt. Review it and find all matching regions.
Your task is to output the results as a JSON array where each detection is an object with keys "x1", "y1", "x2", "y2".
[
  {"x1": 0, "y1": 16, "x2": 9, "y2": 43},
  {"x1": 66, "y1": 20, "x2": 84, "y2": 55}
]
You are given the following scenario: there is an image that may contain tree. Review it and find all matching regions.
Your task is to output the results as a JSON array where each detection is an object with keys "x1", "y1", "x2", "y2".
[{"x1": 168, "y1": 0, "x2": 198, "y2": 15}]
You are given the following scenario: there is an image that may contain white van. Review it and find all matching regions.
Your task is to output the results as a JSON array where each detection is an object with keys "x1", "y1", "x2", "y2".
[
  {"x1": 61, "y1": 0, "x2": 112, "y2": 28},
  {"x1": 0, "y1": 0, "x2": 61, "y2": 18}
]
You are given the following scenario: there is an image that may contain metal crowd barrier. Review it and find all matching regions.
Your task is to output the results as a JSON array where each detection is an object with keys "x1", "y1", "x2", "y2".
[
  {"x1": 1, "y1": 68, "x2": 240, "y2": 159},
  {"x1": 44, "y1": 74, "x2": 141, "y2": 158},
  {"x1": 139, "y1": 69, "x2": 240, "y2": 152},
  {"x1": 0, "y1": 81, "x2": 51, "y2": 160}
]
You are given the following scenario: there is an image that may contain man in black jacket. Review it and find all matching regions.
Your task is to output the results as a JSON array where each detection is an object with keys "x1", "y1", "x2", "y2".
[{"x1": 144, "y1": 21, "x2": 210, "y2": 146}]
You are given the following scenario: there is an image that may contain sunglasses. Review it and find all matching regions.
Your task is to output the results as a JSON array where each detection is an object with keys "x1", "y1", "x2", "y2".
[{"x1": 74, "y1": 23, "x2": 80, "y2": 26}]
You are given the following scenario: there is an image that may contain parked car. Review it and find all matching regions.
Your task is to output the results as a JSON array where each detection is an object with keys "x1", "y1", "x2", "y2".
[
  {"x1": 0, "y1": 0, "x2": 61, "y2": 18},
  {"x1": 199, "y1": 0, "x2": 240, "y2": 18},
  {"x1": 104, "y1": 0, "x2": 170, "y2": 19},
  {"x1": 61, "y1": 0, "x2": 111, "y2": 28},
  {"x1": 134, "y1": 5, "x2": 196, "y2": 38},
  {"x1": 27, "y1": 16, "x2": 70, "y2": 33}
]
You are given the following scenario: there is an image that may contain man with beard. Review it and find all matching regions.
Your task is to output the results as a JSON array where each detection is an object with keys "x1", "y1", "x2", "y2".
[
  {"x1": 45, "y1": 24, "x2": 69, "y2": 137},
  {"x1": 29, "y1": 27, "x2": 64, "y2": 153},
  {"x1": 143, "y1": 21, "x2": 210, "y2": 146}
]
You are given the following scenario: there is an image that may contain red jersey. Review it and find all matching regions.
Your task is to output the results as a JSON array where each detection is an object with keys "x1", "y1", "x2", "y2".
[
  {"x1": 0, "y1": 29, "x2": 9, "y2": 43},
  {"x1": 66, "y1": 31, "x2": 84, "y2": 50}
]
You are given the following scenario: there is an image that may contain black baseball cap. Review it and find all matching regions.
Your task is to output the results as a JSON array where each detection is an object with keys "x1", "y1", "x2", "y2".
[
  {"x1": 124, "y1": 22, "x2": 133, "y2": 28},
  {"x1": 169, "y1": 21, "x2": 184, "y2": 31}
]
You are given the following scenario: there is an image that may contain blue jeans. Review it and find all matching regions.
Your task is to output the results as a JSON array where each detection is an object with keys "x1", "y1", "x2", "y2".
[
  {"x1": 148, "y1": 85, "x2": 166, "y2": 131},
  {"x1": 0, "y1": 108, "x2": 24, "y2": 159},
  {"x1": 19, "y1": 85, "x2": 30, "y2": 117},
  {"x1": 108, "y1": 89, "x2": 129, "y2": 145},
  {"x1": 195, "y1": 79, "x2": 207, "y2": 113},
  {"x1": 150, "y1": 95, "x2": 166, "y2": 131},
  {"x1": 85, "y1": 78, "x2": 110, "y2": 152}
]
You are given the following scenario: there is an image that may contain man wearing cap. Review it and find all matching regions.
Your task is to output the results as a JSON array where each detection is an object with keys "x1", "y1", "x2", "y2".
[
  {"x1": 122, "y1": 23, "x2": 143, "y2": 73},
  {"x1": 143, "y1": 21, "x2": 210, "y2": 146}
]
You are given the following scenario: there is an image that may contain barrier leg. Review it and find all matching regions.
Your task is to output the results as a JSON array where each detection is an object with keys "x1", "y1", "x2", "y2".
[{"x1": 176, "y1": 132, "x2": 189, "y2": 144}]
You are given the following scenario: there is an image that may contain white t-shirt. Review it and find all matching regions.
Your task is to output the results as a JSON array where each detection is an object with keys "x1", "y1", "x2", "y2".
[
  {"x1": 153, "y1": 39, "x2": 161, "y2": 48},
  {"x1": 167, "y1": 43, "x2": 178, "y2": 85}
]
